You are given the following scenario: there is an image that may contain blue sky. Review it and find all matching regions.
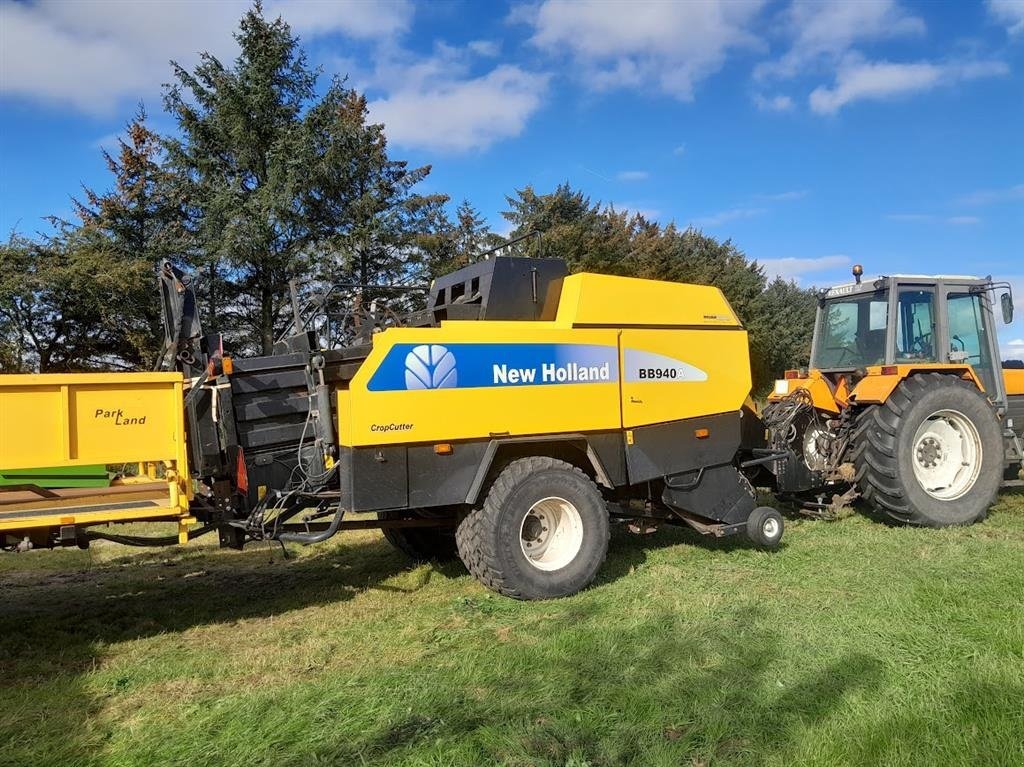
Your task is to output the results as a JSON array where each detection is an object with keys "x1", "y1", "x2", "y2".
[{"x1": 1, "y1": 0, "x2": 1022, "y2": 356}]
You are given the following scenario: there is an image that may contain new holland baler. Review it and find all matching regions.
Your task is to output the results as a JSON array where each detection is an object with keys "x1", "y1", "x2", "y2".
[{"x1": 0, "y1": 255, "x2": 782, "y2": 599}]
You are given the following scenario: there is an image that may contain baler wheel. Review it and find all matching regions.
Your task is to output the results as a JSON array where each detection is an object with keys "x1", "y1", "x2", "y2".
[
  {"x1": 746, "y1": 506, "x2": 784, "y2": 549},
  {"x1": 455, "y1": 456, "x2": 609, "y2": 600}
]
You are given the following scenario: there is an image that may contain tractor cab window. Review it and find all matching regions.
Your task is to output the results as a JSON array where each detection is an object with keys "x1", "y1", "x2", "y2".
[
  {"x1": 814, "y1": 291, "x2": 888, "y2": 368},
  {"x1": 948, "y1": 291, "x2": 997, "y2": 396},
  {"x1": 896, "y1": 288, "x2": 936, "y2": 362}
]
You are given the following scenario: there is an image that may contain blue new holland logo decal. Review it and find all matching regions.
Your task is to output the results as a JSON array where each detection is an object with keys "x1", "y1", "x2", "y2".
[
  {"x1": 404, "y1": 345, "x2": 458, "y2": 390},
  {"x1": 368, "y1": 343, "x2": 618, "y2": 392}
]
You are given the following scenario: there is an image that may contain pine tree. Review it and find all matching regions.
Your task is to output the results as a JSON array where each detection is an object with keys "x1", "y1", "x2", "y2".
[
  {"x1": 453, "y1": 200, "x2": 493, "y2": 266},
  {"x1": 163, "y1": 4, "x2": 446, "y2": 353},
  {"x1": 67, "y1": 106, "x2": 188, "y2": 367}
]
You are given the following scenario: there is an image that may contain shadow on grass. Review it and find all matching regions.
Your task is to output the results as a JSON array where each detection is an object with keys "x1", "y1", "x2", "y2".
[
  {"x1": 3, "y1": 511, "x2": 1019, "y2": 766},
  {"x1": 0, "y1": 535, "x2": 437, "y2": 766},
  {"x1": 0, "y1": 521, "x2": 792, "y2": 765},
  {"x1": 289, "y1": 604, "x2": 886, "y2": 767}
]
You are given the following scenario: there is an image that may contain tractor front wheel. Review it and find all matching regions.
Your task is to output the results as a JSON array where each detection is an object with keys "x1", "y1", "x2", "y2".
[{"x1": 852, "y1": 373, "x2": 1002, "y2": 526}]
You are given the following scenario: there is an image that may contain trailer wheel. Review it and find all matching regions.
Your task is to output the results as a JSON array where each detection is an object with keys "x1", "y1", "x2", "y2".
[
  {"x1": 378, "y1": 511, "x2": 458, "y2": 561},
  {"x1": 852, "y1": 373, "x2": 1002, "y2": 527},
  {"x1": 746, "y1": 506, "x2": 784, "y2": 549},
  {"x1": 455, "y1": 457, "x2": 610, "y2": 600}
]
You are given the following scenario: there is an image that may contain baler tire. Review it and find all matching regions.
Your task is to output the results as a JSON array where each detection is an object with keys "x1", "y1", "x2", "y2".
[
  {"x1": 378, "y1": 511, "x2": 458, "y2": 561},
  {"x1": 746, "y1": 506, "x2": 784, "y2": 549},
  {"x1": 455, "y1": 456, "x2": 610, "y2": 600},
  {"x1": 852, "y1": 373, "x2": 1002, "y2": 527}
]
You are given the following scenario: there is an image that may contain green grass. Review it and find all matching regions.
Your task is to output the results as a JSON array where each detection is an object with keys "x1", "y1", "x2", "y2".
[{"x1": 2, "y1": 494, "x2": 1023, "y2": 767}]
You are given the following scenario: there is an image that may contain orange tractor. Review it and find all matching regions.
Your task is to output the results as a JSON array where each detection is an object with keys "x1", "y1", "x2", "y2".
[{"x1": 758, "y1": 266, "x2": 1023, "y2": 525}]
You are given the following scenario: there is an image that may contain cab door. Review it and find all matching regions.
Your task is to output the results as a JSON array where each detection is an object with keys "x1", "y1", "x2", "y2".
[{"x1": 941, "y1": 284, "x2": 1004, "y2": 404}]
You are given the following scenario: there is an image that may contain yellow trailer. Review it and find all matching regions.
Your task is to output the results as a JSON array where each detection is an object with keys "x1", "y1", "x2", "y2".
[{"x1": 0, "y1": 373, "x2": 193, "y2": 549}]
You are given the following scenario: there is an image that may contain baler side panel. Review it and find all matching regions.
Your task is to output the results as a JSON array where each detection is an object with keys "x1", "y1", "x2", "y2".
[
  {"x1": 341, "y1": 325, "x2": 622, "y2": 447},
  {"x1": 618, "y1": 328, "x2": 752, "y2": 428}
]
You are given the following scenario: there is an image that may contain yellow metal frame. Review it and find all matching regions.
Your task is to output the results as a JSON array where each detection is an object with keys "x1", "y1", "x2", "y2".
[
  {"x1": 772, "y1": 364, "x2": 987, "y2": 410},
  {"x1": 0, "y1": 373, "x2": 192, "y2": 541},
  {"x1": 1005, "y1": 368, "x2": 1024, "y2": 397}
]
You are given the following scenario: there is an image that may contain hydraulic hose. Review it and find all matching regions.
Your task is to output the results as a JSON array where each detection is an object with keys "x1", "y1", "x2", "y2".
[
  {"x1": 275, "y1": 504, "x2": 346, "y2": 545},
  {"x1": 85, "y1": 524, "x2": 217, "y2": 547}
]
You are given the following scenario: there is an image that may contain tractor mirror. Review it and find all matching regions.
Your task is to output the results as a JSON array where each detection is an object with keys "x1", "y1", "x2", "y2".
[{"x1": 1001, "y1": 292, "x2": 1014, "y2": 324}]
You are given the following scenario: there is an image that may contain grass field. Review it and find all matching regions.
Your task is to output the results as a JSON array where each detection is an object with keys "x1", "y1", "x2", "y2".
[{"x1": 2, "y1": 493, "x2": 1022, "y2": 767}]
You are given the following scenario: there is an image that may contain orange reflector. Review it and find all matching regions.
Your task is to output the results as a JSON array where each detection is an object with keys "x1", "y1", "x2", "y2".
[
  {"x1": 235, "y1": 448, "x2": 249, "y2": 494},
  {"x1": 695, "y1": 428, "x2": 710, "y2": 439},
  {"x1": 881, "y1": 366, "x2": 898, "y2": 376},
  {"x1": 222, "y1": 357, "x2": 234, "y2": 375},
  {"x1": 61, "y1": 517, "x2": 74, "y2": 525},
  {"x1": 434, "y1": 443, "x2": 453, "y2": 455}
]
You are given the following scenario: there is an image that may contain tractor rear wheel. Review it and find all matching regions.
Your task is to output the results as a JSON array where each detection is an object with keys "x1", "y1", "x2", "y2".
[
  {"x1": 378, "y1": 510, "x2": 459, "y2": 561},
  {"x1": 851, "y1": 373, "x2": 1002, "y2": 526},
  {"x1": 455, "y1": 456, "x2": 610, "y2": 600}
]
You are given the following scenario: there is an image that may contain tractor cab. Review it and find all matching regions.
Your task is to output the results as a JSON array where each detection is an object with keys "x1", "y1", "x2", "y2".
[
  {"x1": 764, "y1": 265, "x2": 1021, "y2": 526},
  {"x1": 809, "y1": 270, "x2": 1013, "y2": 407}
]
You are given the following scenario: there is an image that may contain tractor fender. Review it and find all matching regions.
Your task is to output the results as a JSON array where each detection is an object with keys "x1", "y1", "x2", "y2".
[{"x1": 852, "y1": 365, "x2": 983, "y2": 404}]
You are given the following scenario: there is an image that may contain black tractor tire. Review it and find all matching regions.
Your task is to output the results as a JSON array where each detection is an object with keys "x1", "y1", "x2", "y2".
[
  {"x1": 378, "y1": 511, "x2": 459, "y2": 561},
  {"x1": 746, "y1": 506, "x2": 784, "y2": 549},
  {"x1": 455, "y1": 457, "x2": 610, "y2": 600},
  {"x1": 851, "y1": 373, "x2": 1003, "y2": 527}
]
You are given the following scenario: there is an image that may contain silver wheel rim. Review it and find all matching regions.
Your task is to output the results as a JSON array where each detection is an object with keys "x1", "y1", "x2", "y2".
[
  {"x1": 802, "y1": 425, "x2": 828, "y2": 472},
  {"x1": 911, "y1": 409, "x2": 982, "y2": 501},
  {"x1": 762, "y1": 517, "x2": 780, "y2": 540},
  {"x1": 519, "y1": 496, "x2": 584, "y2": 572}
]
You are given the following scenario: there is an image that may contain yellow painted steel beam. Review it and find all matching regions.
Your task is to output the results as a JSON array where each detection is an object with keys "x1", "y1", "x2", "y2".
[{"x1": 0, "y1": 503, "x2": 187, "y2": 533}]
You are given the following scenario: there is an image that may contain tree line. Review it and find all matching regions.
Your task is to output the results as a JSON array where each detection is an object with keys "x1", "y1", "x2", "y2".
[{"x1": 0, "y1": 4, "x2": 816, "y2": 391}]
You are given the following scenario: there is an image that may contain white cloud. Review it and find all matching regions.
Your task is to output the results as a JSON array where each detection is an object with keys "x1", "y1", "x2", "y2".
[
  {"x1": 672, "y1": 144, "x2": 687, "y2": 156},
  {"x1": 616, "y1": 170, "x2": 649, "y2": 182},
  {"x1": 957, "y1": 184, "x2": 1024, "y2": 206},
  {"x1": 809, "y1": 56, "x2": 1007, "y2": 114},
  {"x1": 753, "y1": 93, "x2": 794, "y2": 112},
  {"x1": 607, "y1": 202, "x2": 661, "y2": 220},
  {"x1": 0, "y1": 0, "x2": 547, "y2": 154},
  {"x1": 340, "y1": 37, "x2": 551, "y2": 153},
  {"x1": 91, "y1": 131, "x2": 124, "y2": 151},
  {"x1": 273, "y1": 0, "x2": 413, "y2": 39},
  {"x1": 368, "y1": 64, "x2": 548, "y2": 152},
  {"x1": 692, "y1": 207, "x2": 767, "y2": 228},
  {"x1": 0, "y1": 0, "x2": 412, "y2": 114},
  {"x1": 467, "y1": 39, "x2": 501, "y2": 57},
  {"x1": 988, "y1": 0, "x2": 1024, "y2": 36},
  {"x1": 755, "y1": 0, "x2": 925, "y2": 81},
  {"x1": 759, "y1": 254, "x2": 850, "y2": 282},
  {"x1": 523, "y1": 0, "x2": 766, "y2": 100},
  {"x1": 886, "y1": 213, "x2": 984, "y2": 224}
]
